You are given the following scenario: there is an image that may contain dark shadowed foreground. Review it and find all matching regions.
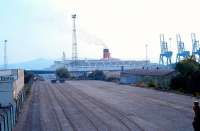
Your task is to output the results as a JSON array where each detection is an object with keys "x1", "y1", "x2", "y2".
[{"x1": 14, "y1": 80, "x2": 195, "y2": 131}]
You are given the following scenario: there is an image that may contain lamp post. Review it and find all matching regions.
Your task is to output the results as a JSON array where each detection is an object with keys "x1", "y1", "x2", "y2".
[
  {"x1": 0, "y1": 40, "x2": 8, "y2": 69},
  {"x1": 169, "y1": 37, "x2": 172, "y2": 51},
  {"x1": 145, "y1": 44, "x2": 148, "y2": 65}
]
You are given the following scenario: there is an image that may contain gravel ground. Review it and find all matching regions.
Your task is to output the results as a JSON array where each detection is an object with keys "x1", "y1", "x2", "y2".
[{"x1": 13, "y1": 80, "x2": 196, "y2": 131}]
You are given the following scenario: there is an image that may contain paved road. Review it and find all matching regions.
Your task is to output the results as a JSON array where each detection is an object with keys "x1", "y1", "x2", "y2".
[{"x1": 14, "y1": 80, "x2": 196, "y2": 131}]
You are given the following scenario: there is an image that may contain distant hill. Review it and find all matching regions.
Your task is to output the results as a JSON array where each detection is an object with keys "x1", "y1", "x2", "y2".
[{"x1": 1, "y1": 58, "x2": 54, "y2": 70}]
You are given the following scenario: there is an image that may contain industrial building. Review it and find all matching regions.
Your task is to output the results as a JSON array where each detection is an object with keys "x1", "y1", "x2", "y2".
[
  {"x1": 0, "y1": 69, "x2": 24, "y2": 131},
  {"x1": 120, "y1": 68, "x2": 176, "y2": 89}
]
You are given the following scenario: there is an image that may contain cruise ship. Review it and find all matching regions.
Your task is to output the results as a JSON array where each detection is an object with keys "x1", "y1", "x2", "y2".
[{"x1": 50, "y1": 49, "x2": 162, "y2": 72}]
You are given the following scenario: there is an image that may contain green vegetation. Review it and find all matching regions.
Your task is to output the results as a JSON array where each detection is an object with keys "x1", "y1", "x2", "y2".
[
  {"x1": 24, "y1": 71, "x2": 35, "y2": 95},
  {"x1": 106, "y1": 77, "x2": 119, "y2": 82},
  {"x1": 88, "y1": 70, "x2": 105, "y2": 80},
  {"x1": 56, "y1": 67, "x2": 70, "y2": 79},
  {"x1": 170, "y1": 56, "x2": 200, "y2": 95},
  {"x1": 175, "y1": 56, "x2": 199, "y2": 76},
  {"x1": 24, "y1": 71, "x2": 34, "y2": 84},
  {"x1": 147, "y1": 80, "x2": 156, "y2": 88}
]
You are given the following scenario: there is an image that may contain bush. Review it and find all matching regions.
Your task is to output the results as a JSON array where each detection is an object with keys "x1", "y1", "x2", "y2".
[
  {"x1": 88, "y1": 70, "x2": 105, "y2": 80},
  {"x1": 147, "y1": 80, "x2": 156, "y2": 88},
  {"x1": 106, "y1": 77, "x2": 119, "y2": 82},
  {"x1": 170, "y1": 56, "x2": 200, "y2": 94},
  {"x1": 24, "y1": 71, "x2": 34, "y2": 84},
  {"x1": 170, "y1": 74, "x2": 187, "y2": 91},
  {"x1": 56, "y1": 67, "x2": 70, "y2": 79},
  {"x1": 135, "y1": 82, "x2": 146, "y2": 87},
  {"x1": 190, "y1": 70, "x2": 200, "y2": 93},
  {"x1": 175, "y1": 56, "x2": 199, "y2": 77}
]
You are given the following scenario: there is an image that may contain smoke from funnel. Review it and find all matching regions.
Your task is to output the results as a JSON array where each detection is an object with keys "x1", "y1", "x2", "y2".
[{"x1": 79, "y1": 30, "x2": 108, "y2": 48}]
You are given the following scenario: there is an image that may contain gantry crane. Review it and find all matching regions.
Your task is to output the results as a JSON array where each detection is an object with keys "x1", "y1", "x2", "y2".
[
  {"x1": 159, "y1": 34, "x2": 173, "y2": 65},
  {"x1": 191, "y1": 33, "x2": 200, "y2": 62},
  {"x1": 176, "y1": 34, "x2": 190, "y2": 62}
]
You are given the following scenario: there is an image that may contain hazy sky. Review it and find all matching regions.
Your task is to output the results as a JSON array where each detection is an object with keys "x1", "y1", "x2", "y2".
[{"x1": 1, "y1": 0, "x2": 200, "y2": 64}]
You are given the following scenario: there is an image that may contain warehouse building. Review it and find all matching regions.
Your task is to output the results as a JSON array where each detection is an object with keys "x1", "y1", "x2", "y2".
[
  {"x1": 0, "y1": 69, "x2": 24, "y2": 131},
  {"x1": 120, "y1": 68, "x2": 176, "y2": 89}
]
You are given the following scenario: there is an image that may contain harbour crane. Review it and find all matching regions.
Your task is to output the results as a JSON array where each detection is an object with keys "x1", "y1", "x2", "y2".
[
  {"x1": 191, "y1": 33, "x2": 200, "y2": 62},
  {"x1": 159, "y1": 34, "x2": 173, "y2": 65},
  {"x1": 176, "y1": 34, "x2": 190, "y2": 62}
]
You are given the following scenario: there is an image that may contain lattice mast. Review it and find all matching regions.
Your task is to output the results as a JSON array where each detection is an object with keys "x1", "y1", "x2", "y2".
[{"x1": 72, "y1": 14, "x2": 78, "y2": 62}]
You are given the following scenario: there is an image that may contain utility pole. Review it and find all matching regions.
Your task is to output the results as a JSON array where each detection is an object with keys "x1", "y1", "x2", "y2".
[
  {"x1": 4, "y1": 40, "x2": 7, "y2": 69},
  {"x1": 169, "y1": 37, "x2": 172, "y2": 51},
  {"x1": 145, "y1": 44, "x2": 148, "y2": 65},
  {"x1": 0, "y1": 40, "x2": 7, "y2": 69},
  {"x1": 62, "y1": 51, "x2": 66, "y2": 61}
]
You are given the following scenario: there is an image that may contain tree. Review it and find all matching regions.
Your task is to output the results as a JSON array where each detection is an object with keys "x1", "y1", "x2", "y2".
[
  {"x1": 170, "y1": 56, "x2": 200, "y2": 94},
  {"x1": 175, "y1": 56, "x2": 199, "y2": 77},
  {"x1": 190, "y1": 70, "x2": 200, "y2": 93},
  {"x1": 24, "y1": 71, "x2": 34, "y2": 84},
  {"x1": 88, "y1": 70, "x2": 105, "y2": 80},
  {"x1": 56, "y1": 67, "x2": 70, "y2": 79},
  {"x1": 170, "y1": 74, "x2": 187, "y2": 91}
]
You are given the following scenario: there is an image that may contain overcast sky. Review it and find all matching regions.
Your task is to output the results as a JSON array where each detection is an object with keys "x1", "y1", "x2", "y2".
[{"x1": 0, "y1": 0, "x2": 200, "y2": 64}]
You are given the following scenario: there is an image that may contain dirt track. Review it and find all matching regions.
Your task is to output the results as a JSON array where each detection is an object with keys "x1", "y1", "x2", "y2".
[{"x1": 13, "y1": 80, "x2": 195, "y2": 131}]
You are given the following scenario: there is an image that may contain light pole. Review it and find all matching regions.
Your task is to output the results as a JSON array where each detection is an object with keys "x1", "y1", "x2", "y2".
[
  {"x1": 0, "y1": 40, "x2": 8, "y2": 69},
  {"x1": 145, "y1": 44, "x2": 148, "y2": 65},
  {"x1": 169, "y1": 37, "x2": 172, "y2": 51}
]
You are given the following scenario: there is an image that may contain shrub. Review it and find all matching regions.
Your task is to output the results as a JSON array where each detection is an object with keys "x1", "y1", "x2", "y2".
[
  {"x1": 175, "y1": 56, "x2": 199, "y2": 77},
  {"x1": 106, "y1": 77, "x2": 119, "y2": 82},
  {"x1": 88, "y1": 70, "x2": 105, "y2": 80},
  {"x1": 147, "y1": 80, "x2": 156, "y2": 88},
  {"x1": 170, "y1": 74, "x2": 187, "y2": 91},
  {"x1": 190, "y1": 70, "x2": 200, "y2": 93},
  {"x1": 56, "y1": 67, "x2": 70, "y2": 79},
  {"x1": 170, "y1": 56, "x2": 200, "y2": 94},
  {"x1": 24, "y1": 71, "x2": 34, "y2": 84},
  {"x1": 135, "y1": 82, "x2": 146, "y2": 87}
]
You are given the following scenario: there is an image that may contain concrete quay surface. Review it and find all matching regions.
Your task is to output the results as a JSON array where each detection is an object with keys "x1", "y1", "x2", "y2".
[{"x1": 13, "y1": 80, "x2": 196, "y2": 131}]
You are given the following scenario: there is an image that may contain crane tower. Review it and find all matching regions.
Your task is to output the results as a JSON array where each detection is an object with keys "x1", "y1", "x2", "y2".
[
  {"x1": 176, "y1": 34, "x2": 190, "y2": 62},
  {"x1": 72, "y1": 14, "x2": 78, "y2": 62},
  {"x1": 191, "y1": 33, "x2": 200, "y2": 62},
  {"x1": 159, "y1": 34, "x2": 173, "y2": 65}
]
